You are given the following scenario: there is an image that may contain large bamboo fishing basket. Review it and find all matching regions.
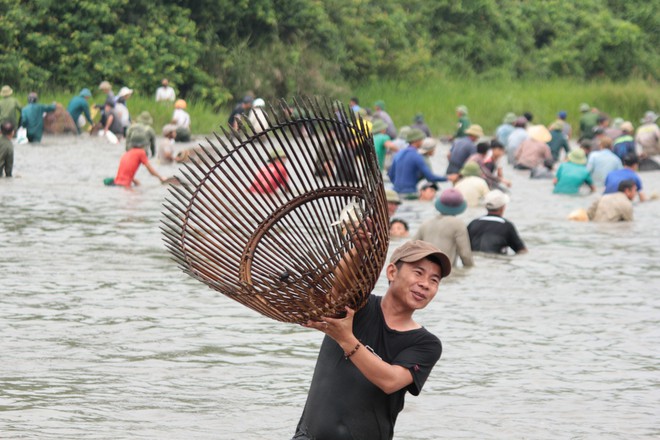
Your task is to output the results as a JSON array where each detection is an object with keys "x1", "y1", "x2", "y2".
[{"x1": 162, "y1": 98, "x2": 389, "y2": 324}]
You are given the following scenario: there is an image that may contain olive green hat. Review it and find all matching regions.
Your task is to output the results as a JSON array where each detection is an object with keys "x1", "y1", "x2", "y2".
[
  {"x1": 128, "y1": 130, "x2": 148, "y2": 147},
  {"x1": 460, "y1": 161, "x2": 482, "y2": 177},
  {"x1": 371, "y1": 119, "x2": 388, "y2": 133},
  {"x1": 405, "y1": 128, "x2": 425, "y2": 143},
  {"x1": 136, "y1": 111, "x2": 153, "y2": 126}
]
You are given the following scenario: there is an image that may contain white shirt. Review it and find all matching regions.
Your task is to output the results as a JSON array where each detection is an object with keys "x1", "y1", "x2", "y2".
[
  {"x1": 155, "y1": 86, "x2": 176, "y2": 102},
  {"x1": 172, "y1": 109, "x2": 190, "y2": 128}
]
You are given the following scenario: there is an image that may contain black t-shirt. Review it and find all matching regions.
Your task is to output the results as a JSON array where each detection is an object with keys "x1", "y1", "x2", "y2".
[
  {"x1": 467, "y1": 214, "x2": 526, "y2": 254},
  {"x1": 293, "y1": 295, "x2": 442, "y2": 440}
]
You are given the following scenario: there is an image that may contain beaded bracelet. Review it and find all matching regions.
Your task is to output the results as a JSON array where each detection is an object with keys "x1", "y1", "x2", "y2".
[{"x1": 344, "y1": 342, "x2": 361, "y2": 360}]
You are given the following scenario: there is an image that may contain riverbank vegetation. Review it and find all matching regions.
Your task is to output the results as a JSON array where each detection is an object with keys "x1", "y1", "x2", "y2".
[
  {"x1": 2, "y1": 0, "x2": 657, "y2": 111},
  {"x1": 38, "y1": 77, "x2": 659, "y2": 137}
]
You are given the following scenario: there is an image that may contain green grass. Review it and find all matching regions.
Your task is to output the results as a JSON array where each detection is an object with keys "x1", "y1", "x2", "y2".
[
  {"x1": 26, "y1": 77, "x2": 659, "y2": 137},
  {"x1": 351, "y1": 77, "x2": 660, "y2": 137}
]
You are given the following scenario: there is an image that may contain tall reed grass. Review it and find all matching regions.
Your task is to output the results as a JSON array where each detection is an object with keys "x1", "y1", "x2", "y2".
[
  {"x1": 352, "y1": 78, "x2": 659, "y2": 137},
  {"x1": 26, "y1": 77, "x2": 659, "y2": 137}
]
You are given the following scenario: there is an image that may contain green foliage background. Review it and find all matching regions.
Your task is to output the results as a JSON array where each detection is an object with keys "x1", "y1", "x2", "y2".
[{"x1": 1, "y1": 0, "x2": 658, "y2": 110}]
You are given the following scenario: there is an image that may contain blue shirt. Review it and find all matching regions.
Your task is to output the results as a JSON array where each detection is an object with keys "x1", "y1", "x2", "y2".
[
  {"x1": 604, "y1": 168, "x2": 643, "y2": 194},
  {"x1": 447, "y1": 136, "x2": 476, "y2": 174},
  {"x1": 586, "y1": 149, "x2": 622, "y2": 186},
  {"x1": 388, "y1": 146, "x2": 446, "y2": 194},
  {"x1": 495, "y1": 124, "x2": 514, "y2": 146}
]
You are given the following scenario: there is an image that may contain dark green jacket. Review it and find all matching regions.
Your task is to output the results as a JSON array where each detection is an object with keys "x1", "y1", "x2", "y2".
[{"x1": 21, "y1": 103, "x2": 56, "y2": 142}]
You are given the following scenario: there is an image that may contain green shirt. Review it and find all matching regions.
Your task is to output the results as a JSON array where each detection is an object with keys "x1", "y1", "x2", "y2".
[
  {"x1": 455, "y1": 115, "x2": 471, "y2": 138},
  {"x1": 553, "y1": 162, "x2": 592, "y2": 194},
  {"x1": 21, "y1": 103, "x2": 56, "y2": 142},
  {"x1": 373, "y1": 132, "x2": 392, "y2": 169},
  {"x1": 579, "y1": 112, "x2": 599, "y2": 139},
  {"x1": 0, "y1": 97, "x2": 22, "y2": 126}
]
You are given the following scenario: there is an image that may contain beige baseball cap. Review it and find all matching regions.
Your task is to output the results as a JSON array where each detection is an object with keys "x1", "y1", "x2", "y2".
[{"x1": 390, "y1": 240, "x2": 451, "y2": 278}]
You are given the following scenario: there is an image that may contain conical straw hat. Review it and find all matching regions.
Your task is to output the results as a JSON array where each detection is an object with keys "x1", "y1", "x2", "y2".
[{"x1": 162, "y1": 98, "x2": 390, "y2": 324}]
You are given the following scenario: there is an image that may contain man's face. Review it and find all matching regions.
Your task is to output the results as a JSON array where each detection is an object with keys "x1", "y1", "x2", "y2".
[
  {"x1": 387, "y1": 259, "x2": 442, "y2": 310},
  {"x1": 491, "y1": 147, "x2": 504, "y2": 161},
  {"x1": 162, "y1": 79, "x2": 169, "y2": 87},
  {"x1": 419, "y1": 187, "x2": 436, "y2": 201},
  {"x1": 624, "y1": 185, "x2": 638, "y2": 200},
  {"x1": 387, "y1": 202, "x2": 399, "y2": 217}
]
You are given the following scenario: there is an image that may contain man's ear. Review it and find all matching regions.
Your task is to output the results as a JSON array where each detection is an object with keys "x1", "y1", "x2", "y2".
[{"x1": 386, "y1": 263, "x2": 398, "y2": 283}]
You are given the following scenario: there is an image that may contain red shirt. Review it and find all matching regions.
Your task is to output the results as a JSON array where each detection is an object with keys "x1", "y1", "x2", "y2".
[
  {"x1": 114, "y1": 148, "x2": 148, "y2": 186},
  {"x1": 249, "y1": 161, "x2": 289, "y2": 194}
]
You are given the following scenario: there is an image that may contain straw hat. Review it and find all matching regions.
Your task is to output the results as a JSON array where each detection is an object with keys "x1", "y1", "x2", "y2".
[
  {"x1": 117, "y1": 87, "x2": 133, "y2": 98},
  {"x1": 579, "y1": 103, "x2": 590, "y2": 112},
  {"x1": 98, "y1": 81, "x2": 112, "y2": 91},
  {"x1": 527, "y1": 124, "x2": 552, "y2": 143},
  {"x1": 385, "y1": 189, "x2": 401, "y2": 205},
  {"x1": 174, "y1": 99, "x2": 187, "y2": 109},
  {"x1": 620, "y1": 121, "x2": 634, "y2": 133},
  {"x1": 465, "y1": 124, "x2": 484, "y2": 138},
  {"x1": 1, "y1": 85, "x2": 13, "y2": 97}
]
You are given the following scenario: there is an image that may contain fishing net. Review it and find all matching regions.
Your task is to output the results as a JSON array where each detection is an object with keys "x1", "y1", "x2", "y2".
[{"x1": 162, "y1": 98, "x2": 390, "y2": 324}]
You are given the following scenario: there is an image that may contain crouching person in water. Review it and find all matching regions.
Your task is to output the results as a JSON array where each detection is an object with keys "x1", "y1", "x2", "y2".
[
  {"x1": 292, "y1": 240, "x2": 449, "y2": 440},
  {"x1": 104, "y1": 131, "x2": 166, "y2": 187}
]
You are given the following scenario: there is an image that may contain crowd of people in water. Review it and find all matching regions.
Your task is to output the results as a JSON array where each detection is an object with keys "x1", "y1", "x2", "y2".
[
  {"x1": 354, "y1": 98, "x2": 658, "y2": 264},
  {"x1": 1, "y1": 84, "x2": 658, "y2": 232}
]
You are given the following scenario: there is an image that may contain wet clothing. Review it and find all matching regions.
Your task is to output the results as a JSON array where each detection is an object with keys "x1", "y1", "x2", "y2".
[
  {"x1": 374, "y1": 132, "x2": 393, "y2": 170},
  {"x1": 228, "y1": 104, "x2": 245, "y2": 129},
  {"x1": 125, "y1": 123, "x2": 157, "y2": 157},
  {"x1": 468, "y1": 214, "x2": 526, "y2": 254},
  {"x1": 495, "y1": 123, "x2": 514, "y2": 146},
  {"x1": 388, "y1": 146, "x2": 447, "y2": 195},
  {"x1": 587, "y1": 192, "x2": 633, "y2": 222},
  {"x1": 373, "y1": 110, "x2": 397, "y2": 139},
  {"x1": 0, "y1": 96, "x2": 22, "y2": 126},
  {"x1": 454, "y1": 176, "x2": 489, "y2": 207},
  {"x1": 114, "y1": 148, "x2": 148, "y2": 186},
  {"x1": 586, "y1": 149, "x2": 622, "y2": 187},
  {"x1": 105, "y1": 108, "x2": 124, "y2": 137},
  {"x1": 21, "y1": 103, "x2": 56, "y2": 142},
  {"x1": 635, "y1": 123, "x2": 660, "y2": 157},
  {"x1": 249, "y1": 161, "x2": 288, "y2": 194},
  {"x1": 514, "y1": 138, "x2": 552, "y2": 170},
  {"x1": 579, "y1": 112, "x2": 599, "y2": 139},
  {"x1": 506, "y1": 128, "x2": 528, "y2": 164},
  {"x1": 612, "y1": 135, "x2": 635, "y2": 161},
  {"x1": 293, "y1": 294, "x2": 441, "y2": 440},
  {"x1": 547, "y1": 129, "x2": 569, "y2": 162},
  {"x1": 66, "y1": 96, "x2": 92, "y2": 133},
  {"x1": 411, "y1": 122, "x2": 431, "y2": 137},
  {"x1": 603, "y1": 168, "x2": 643, "y2": 195},
  {"x1": 455, "y1": 115, "x2": 470, "y2": 139},
  {"x1": 0, "y1": 136, "x2": 14, "y2": 177},
  {"x1": 447, "y1": 136, "x2": 476, "y2": 174},
  {"x1": 413, "y1": 215, "x2": 474, "y2": 267},
  {"x1": 553, "y1": 162, "x2": 593, "y2": 194}
]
